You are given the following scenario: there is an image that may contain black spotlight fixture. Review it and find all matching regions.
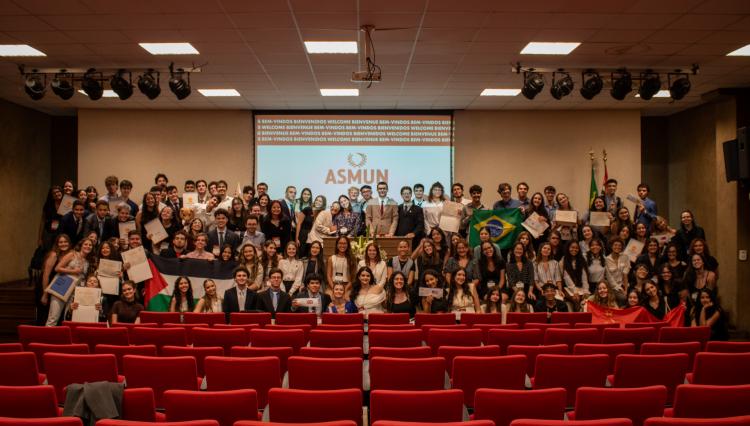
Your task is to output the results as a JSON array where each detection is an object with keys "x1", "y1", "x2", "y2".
[
  {"x1": 668, "y1": 73, "x2": 691, "y2": 100},
  {"x1": 610, "y1": 69, "x2": 633, "y2": 101},
  {"x1": 521, "y1": 71, "x2": 545, "y2": 100},
  {"x1": 550, "y1": 71, "x2": 574, "y2": 100},
  {"x1": 168, "y1": 63, "x2": 191, "y2": 100},
  {"x1": 81, "y1": 68, "x2": 104, "y2": 100},
  {"x1": 110, "y1": 69, "x2": 133, "y2": 100},
  {"x1": 638, "y1": 70, "x2": 661, "y2": 100},
  {"x1": 50, "y1": 72, "x2": 74, "y2": 100},
  {"x1": 579, "y1": 70, "x2": 603, "y2": 100},
  {"x1": 23, "y1": 71, "x2": 46, "y2": 100},
  {"x1": 137, "y1": 69, "x2": 161, "y2": 100}
]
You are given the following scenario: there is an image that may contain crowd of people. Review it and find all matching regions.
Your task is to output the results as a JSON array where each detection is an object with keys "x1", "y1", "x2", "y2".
[{"x1": 35, "y1": 173, "x2": 728, "y2": 340}]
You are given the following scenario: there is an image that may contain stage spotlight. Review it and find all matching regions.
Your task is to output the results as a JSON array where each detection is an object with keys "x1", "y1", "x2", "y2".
[
  {"x1": 669, "y1": 73, "x2": 691, "y2": 100},
  {"x1": 579, "y1": 70, "x2": 603, "y2": 100},
  {"x1": 137, "y1": 69, "x2": 161, "y2": 100},
  {"x1": 168, "y1": 63, "x2": 191, "y2": 100},
  {"x1": 638, "y1": 71, "x2": 661, "y2": 100},
  {"x1": 610, "y1": 69, "x2": 632, "y2": 100},
  {"x1": 110, "y1": 69, "x2": 133, "y2": 100},
  {"x1": 521, "y1": 71, "x2": 545, "y2": 100},
  {"x1": 23, "y1": 72, "x2": 46, "y2": 100},
  {"x1": 550, "y1": 71, "x2": 574, "y2": 100},
  {"x1": 51, "y1": 73, "x2": 74, "y2": 100},
  {"x1": 81, "y1": 69, "x2": 103, "y2": 100}
]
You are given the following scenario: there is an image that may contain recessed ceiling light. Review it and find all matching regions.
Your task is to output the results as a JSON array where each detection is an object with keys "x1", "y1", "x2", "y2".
[
  {"x1": 320, "y1": 89, "x2": 359, "y2": 96},
  {"x1": 78, "y1": 89, "x2": 119, "y2": 98},
  {"x1": 727, "y1": 44, "x2": 750, "y2": 56},
  {"x1": 198, "y1": 89, "x2": 241, "y2": 97},
  {"x1": 139, "y1": 43, "x2": 199, "y2": 55},
  {"x1": 0, "y1": 44, "x2": 46, "y2": 57},
  {"x1": 635, "y1": 90, "x2": 671, "y2": 98},
  {"x1": 304, "y1": 41, "x2": 358, "y2": 54},
  {"x1": 520, "y1": 42, "x2": 580, "y2": 55},
  {"x1": 480, "y1": 88, "x2": 521, "y2": 96}
]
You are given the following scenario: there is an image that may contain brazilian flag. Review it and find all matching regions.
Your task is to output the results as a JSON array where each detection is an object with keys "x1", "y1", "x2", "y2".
[{"x1": 468, "y1": 209, "x2": 524, "y2": 249}]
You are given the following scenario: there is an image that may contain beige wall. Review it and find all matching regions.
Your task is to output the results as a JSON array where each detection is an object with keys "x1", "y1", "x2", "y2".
[
  {"x1": 0, "y1": 99, "x2": 51, "y2": 282},
  {"x1": 454, "y1": 110, "x2": 642, "y2": 212},
  {"x1": 78, "y1": 110, "x2": 253, "y2": 202}
]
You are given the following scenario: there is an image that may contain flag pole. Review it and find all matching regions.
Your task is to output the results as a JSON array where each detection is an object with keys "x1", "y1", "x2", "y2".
[{"x1": 601, "y1": 148, "x2": 608, "y2": 195}]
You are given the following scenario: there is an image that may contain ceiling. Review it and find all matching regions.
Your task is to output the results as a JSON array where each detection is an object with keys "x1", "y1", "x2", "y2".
[{"x1": 1, "y1": 0, "x2": 749, "y2": 116}]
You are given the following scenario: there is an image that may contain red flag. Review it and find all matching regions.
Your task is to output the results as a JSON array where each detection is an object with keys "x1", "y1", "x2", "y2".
[
  {"x1": 601, "y1": 161, "x2": 609, "y2": 195},
  {"x1": 587, "y1": 302, "x2": 687, "y2": 327}
]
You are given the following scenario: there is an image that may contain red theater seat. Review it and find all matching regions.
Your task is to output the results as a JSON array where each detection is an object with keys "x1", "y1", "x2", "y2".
[
  {"x1": 94, "y1": 344, "x2": 157, "y2": 372},
  {"x1": 705, "y1": 341, "x2": 750, "y2": 353},
  {"x1": 182, "y1": 312, "x2": 226, "y2": 325},
  {"x1": 573, "y1": 343, "x2": 636, "y2": 373},
  {"x1": 0, "y1": 352, "x2": 45, "y2": 386},
  {"x1": 689, "y1": 352, "x2": 750, "y2": 385},
  {"x1": 249, "y1": 329, "x2": 306, "y2": 354},
  {"x1": 473, "y1": 388, "x2": 567, "y2": 426},
  {"x1": 640, "y1": 342, "x2": 701, "y2": 367},
  {"x1": 230, "y1": 346, "x2": 293, "y2": 376},
  {"x1": 288, "y1": 356, "x2": 363, "y2": 390},
  {"x1": 550, "y1": 312, "x2": 593, "y2": 325},
  {"x1": 17, "y1": 326, "x2": 72, "y2": 348},
  {"x1": 299, "y1": 347, "x2": 363, "y2": 358},
  {"x1": 426, "y1": 328, "x2": 483, "y2": 354},
  {"x1": 658, "y1": 326, "x2": 710, "y2": 349},
  {"x1": 322, "y1": 313, "x2": 364, "y2": 325},
  {"x1": 163, "y1": 389, "x2": 259, "y2": 426},
  {"x1": 669, "y1": 384, "x2": 750, "y2": 419},
  {"x1": 368, "y1": 346, "x2": 432, "y2": 358},
  {"x1": 268, "y1": 388, "x2": 363, "y2": 426},
  {"x1": 487, "y1": 329, "x2": 544, "y2": 355},
  {"x1": 367, "y1": 313, "x2": 410, "y2": 325},
  {"x1": 437, "y1": 345, "x2": 500, "y2": 376},
  {"x1": 129, "y1": 327, "x2": 187, "y2": 353},
  {"x1": 123, "y1": 355, "x2": 199, "y2": 407},
  {"x1": 192, "y1": 327, "x2": 249, "y2": 355},
  {"x1": 452, "y1": 355, "x2": 526, "y2": 407},
  {"x1": 507, "y1": 344, "x2": 569, "y2": 378},
  {"x1": 370, "y1": 356, "x2": 445, "y2": 391},
  {"x1": 28, "y1": 343, "x2": 89, "y2": 372},
  {"x1": 460, "y1": 313, "x2": 502, "y2": 326},
  {"x1": 230, "y1": 312, "x2": 272, "y2": 326},
  {"x1": 138, "y1": 311, "x2": 181, "y2": 325},
  {"x1": 0, "y1": 343, "x2": 23, "y2": 353},
  {"x1": 543, "y1": 328, "x2": 601, "y2": 350},
  {"x1": 414, "y1": 313, "x2": 456, "y2": 327},
  {"x1": 204, "y1": 356, "x2": 280, "y2": 407},
  {"x1": 505, "y1": 312, "x2": 548, "y2": 326},
  {"x1": 370, "y1": 390, "x2": 463, "y2": 423},
  {"x1": 609, "y1": 354, "x2": 690, "y2": 403},
  {"x1": 532, "y1": 354, "x2": 609, "y2": 407},
  {"x1": 567, "y1": 386, "x2": 667, "y2": 426},
  {"x1": 74, "y1": 327, "x2": 129, "y2": 351},
  {"x1": 275, "y1": 312, "x2": 317, "y2": 328},
  {"x1": 309, "y1": 330, "x2": 364, "y2": 348},
  {"x1": 44, "y1": 353, "x2": 120, "y2": 401},
  {"x1": 0, "y1": 418, "x2": 83, "y2": 426},
  {"x1": 161, "y1": 345, "x2": 223, "y2": 378},
  {"x1": 644, "y1": 415, "x2": 750, "y2": 425},
  {"x1": 510, "y1": 420, "x2": 632, "y2": 426},
  {"x1": 0, "y1": 385, "x2": 59, "y2": 418},
  {"x1": 603, "y1": 327, "x2": 658, "y2": 351},
  {"x1": 368, "y1": 329, "x2": 423, "y2": 348}
]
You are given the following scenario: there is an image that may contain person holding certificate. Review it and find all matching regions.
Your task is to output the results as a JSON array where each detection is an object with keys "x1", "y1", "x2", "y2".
[
  {"x1": 40, "y1": 234, "x2": 72, "y2": 309},
  {"x1": 292, "y1": 274, "x2": 330, "y2": 315},
  {"x1": 419, "y1": 269, "x2": 449, "y2": 313},
  {"x1": 135, "y1": 192, "x2": 160, "y2": 253},
  {"x1": 46, "y1": 238, "x2": 95, "y2": 326},
  {"x1": 68, "y1": 274, "x2": 104, "y2": 323}
]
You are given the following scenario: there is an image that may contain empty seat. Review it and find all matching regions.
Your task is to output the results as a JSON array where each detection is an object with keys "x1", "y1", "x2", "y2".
[
  {"x1": 121, "y1": 387, "x2": 164, "y2": 422},
  {"x1": 265, "y1": 324, "x2": 313, "y2": 341},
  {"x1": 659, "y1": 327, "x2": 710, "y2": 348},
  {"x1": 230, "y1": 346, "x2": 294, "y2": 376},
  {"x1": 212, "y1": 324, "x2": 259, "y2": 335},
  {"x1": 460, "y1": 313, "x2": 502, "y2": 326},
  {"x1": 129, "y1": 327, "x2": 187, "y2": 353},
  {"x1": 162, "y1": 323, "x2": 208, "y2": 346},
  {"x1": 609, "y1": 354, "x2": 690, "y2": 403},
  {"x1": 97, "y1": 421, "x2": 218, "y2": 426},
  {"x1": 705, "y1": 341, "x2": 750, "y2": 353},
  {"x1": 164, "y1": 389, "x2": 258, "y2": 426},
  {"x1": 426, "y1": 328, "x2": 483, "y2": 354},
  {"x1": 567, "y1": 386, "x2": 667, "y2": 426},
  {"x1": 44, "y1": 353, "x2": 119, "y2": 401},
  {"x1": 0, "y1": 385, "x2": 59, "y2": 418},
  {"x1": 507, "y1": 344, "x2": 569, "y2": 378},
  {"x1": 0, "y1": 418, "x2": 83, "y2": 426},
  {"x1": 543, "y1": 328, "x2": 601, "y2": 349},
  {"x1": 0, "y1": 352, "x2": 44, "y2": 386},
  {"x1": 230, "y1": 312, "x2": 272, "y2": 326},
  {"x1": 573, "y1": 343, "x2": 636, "y2": 373},
  {"x1": 550, "y1": 312, "x2": 593, "y2": 325},
  {"x1": 487, "y1": 329, "x2": 544, "y2": 355},
  {"x1": 316, "y1": 324, "x2": 363, "y2": 331},
  {"x1": 238, "y1": 422, "x2": 356, "y2": 426},
  {"x1": 370, "y1": 389, "x2": 463, "y2": 423},
  {"x1": 94, "y1": 344, "x2": 157, "y2": 372},
  {"x1": 299, "y1": 347, "x2": 363, "y2": 358},
  {"x1": 192, "y1": 327, "x2": 249, "y2": 355},
  {"x1": 63, "y1": 321, "x2": 108, "y2": 334},
  {"x1": 510, "y1": 419, "x2": 632, "y2": 426},
  {"x1": 473, "y1": 388, "x2": 567, "y2": 426},
  {"x1": 625, "y1": 321, "x2": 668, "y2": 331},
  {"x1": 74, "y1": 327, "x2": 129, "y2": 351},
  {"x1": 162, "y1": 346, "x2": 223, "y2": 378},
  {"x1": 367, "y1": 325, "x2": 416, "y2": 331},
  {"x1": 322, "y1": 313, "x2": 364, "y2": 325},
  {"x1": 368, "y1": 329, "x2": 423, "y2": 348},
  {"x1": 28, "y1": 343, "x2": 89, "y2": 372},
  {"x1": 268, "y1": 388, "x2": 363, "y2": 426},
  {"x1": 275, "y1": 313, "x2": 317, "y2": 328},
  {"x1": 602, "y1": 327, "x2": 658, "y2": 351},
  {"x1": 473, "y1": 324, "x2": 520, "y2": 344},
  {"x1": 287, "y1": 356, "x2": 362, "y2": 390},
  {"x1": 309, "y1": 330, "x2": 364, "y2": 348},
  {"x1": 138, "y1": 311, "x2": 181, "y2": 325},
  {"x1": 533, "y1": 354, "x2": 609, "y2": 407},
  {"x1": 640, "y1": 342, "x2": 701, "y2": 367},
  {"x1": 373, "y1": 422, "x2": 493, "y2": 426},
  {"x1": 370, "y1": 356, "x2": 445, "y2": 391},
  {"x1": 204, "y1": 356, "x2": 280, "y2": 407},
  {"x1": 109, "y1": 323, "x2": 158, "y2": 332},
  {"x1": 18, "y1": 326, "x2": 72, "y2": 348},
  {"x1": 0, "y1": 343, "x2": 23, "y2": 353},
  {"x1": 182, "y1": 312, "x2": 226, "y2": 326},
  {"x1": 644, "y1": 416, "x2": 750, "y2": 425},
  {"x1": 669, "y1": 384, "x2": 750, "y2": 419},
  {"x1": 524, "y1": 323, "x2": 572, "y2": 331},
  {"x1": 420, "y1": 324, "x2": 468, "y2": 341},
  {"x1": 414, "y1": 313, "x2": 456, "y2": 328},
  {"x1": 249, "y1": 329, "x2": 306, "y2": 354},
  {"x1": 123, "y1": 355, "x2": 199, "y2": 407},
  {"x1": 452, "y1": 355, "x2": 527, "y2": 407},
  {"x1": 689, "y1": 352, "x2": 750, "y2": 385},
  {"x1": 505, "y1": 312, "x2": 548, "y2": 326},
  {"x1": 368, "y1": 347, "x2": 432, "y2": 358},
  {"x1": 437, "y1": 345, "x2": 500, "y2": 376}
]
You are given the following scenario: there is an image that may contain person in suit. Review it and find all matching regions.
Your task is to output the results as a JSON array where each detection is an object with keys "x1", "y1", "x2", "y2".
[
  {"x1": 222, "y1": 266, "x2": 257, "y2": 321},
  {"x1": 395, "y1": 186, "x2": 424, "y2": 250},
  {"x1": 84, "y1": 199, "x2": 116, "y2": 243},
  {"x1": 60, "y1": 200, "x2": 87, "y2": 245},
  {"x1": 207, "y1": 208, "x2": 240, "y2": 255},
  {"x1": 292, "y1": 273, "x2": 331, "y2": 315},
  {"x1": 165, "y1": 185, "x2": 182, "y2": 214},
  {"x1": 255, "y1": 268, "x2": 292, "y2": 317},
  {"x1": 365, "y1": 181, "x2": 399, "y2": 237},
  {"x1": 603, "y1": 178, "x2": 622, "y2": 215},
  {"x1": 278, "y1": 186, "x2": 298, "y2": 229}
]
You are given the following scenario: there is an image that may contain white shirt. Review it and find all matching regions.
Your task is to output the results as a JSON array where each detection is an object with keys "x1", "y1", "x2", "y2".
[
  {"x1": 358, "y1": 259, "x2": 388, "y2": 286},
  {"x1": 422, "y1": 200, "x2": 444, "y2": 234}
]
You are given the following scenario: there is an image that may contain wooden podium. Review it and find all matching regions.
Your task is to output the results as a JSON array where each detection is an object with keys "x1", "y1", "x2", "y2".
[{"x1": 322, "y1": 236, "x2": 412, "y2": 258}]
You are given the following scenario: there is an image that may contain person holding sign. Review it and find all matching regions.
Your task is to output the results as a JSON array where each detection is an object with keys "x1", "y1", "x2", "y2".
[
  {"x1": 46, "y1": 238, "x2": 95, "y2": 326},
  {"x1": 69, "y1": 274, "x2": 104, "y2": 323},
  {"x1": 552, "y1": 193, "x2": 578, "y2": 242},
  {"x1": 40, "y1": 234, "x2": 72, "y2": 308},
  {"x1": 420, "y1": 269, "x2": 449, "y2": 313},
  {"x1": 524, "y1": 192, "x2": 551, "y2": 248},
  {"x1": 135, "y1": 192, "x2": 159, "y2": 253},
  {"x1": 292, "y1": 273, "x2": 330, "y2": 315},
  {"x1": 583, "y1": 196, "x2": 612, "y2": 237},
  {"x1": 365, "y1": 181, "x2": 399, "y2": 237}
]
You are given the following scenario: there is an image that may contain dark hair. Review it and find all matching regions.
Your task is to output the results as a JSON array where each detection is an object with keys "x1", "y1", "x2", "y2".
[
  {"x1": 104, "y1": 175, "x2": 119, "y2": 187},
  {"x1": 544, "y1": 185, "x2": 556, "y2": 193},
  {"x1": 95, "y1": 199, "x2": 109, "y2": 209},
  {"x1": 451, "y1": 182, "x2": 464, "y2": 190},
  {"x1": 562, "y1": 241, "x2": 586, "y2": 288},
  {"x1": 242, "y1": 185, "x2": 254, "y2": 194},
  {"x1": 377, "y1": 181, "x2": 388, "y2": 189},
  {"x1": 72, "y1": 199, "x2": 85, "y2": 209},
  {"x1": 172, "y1": 276, "x2": 195, "y2": 311},
  {"x1": 214, "y1": 208, "x2": 230, "y2": 219},
  {"x1": 606, "y1": 178, "x2": 618, "y2": 186},
  {"x1": 497, "y1": 182, "x2": 511, "y2": 194},
  {"x1": 154, "y1": 173, "x2": 168, "y2": 184},
  {"x1": 469, "y1": 184, "x2": 482, "y2": 194},
  {"x1": 516, "y1": 182, "x2": 529, "y2": 190},
  {"x1": 268, "y1": 268, "x2": 283, "y2": 278},
  {"x1": 196, "y1": 179, "x2": 207, "y2": 187},
  {"x1": 400, "y1": 186, "x2": 412, "y2": 194},
  {"x1": 586, "y1": 239, "x2": 606, "y2": 268},
  {"x1": 305, "y1": 273, "x2": 323, "y2": 285},
  {"x1": 360, "y1": 184, "x2": 371, "y2": 191},
  {"x1": 256, "y1": 182, "x2": 268, "y2": 188},
  {"x1": 173, "y1": 230, "x2": 189, "y2": 241},
  {"x1": 119, "y1": 179, "x2": 132, "y2": 189},
  {"x1": 448, "y1": 267, "x2": 471, "y2": 310},
  {"x1": 349, "y1": 266, "x2": 374, "y2": 302},
  {"x1": 385, "y1": 271, "x2": 411, "y2": 312},
  {"x1": 233, "y1": 266, "x2": 250, "y2": 278},
  {"x1": 413, "y1": 183, "x2": 424, "y2": 190},
  {"x1": 218, "y1": 180, "x2": 228, "y2": 188},
  {"x1": 428, "y1": 182, "x2": 446, "y2": 202},
  {"x1": 637, "y1": 183, "x2": 650, "y2": 192},
  {"x1": 541, "y1": 282, "x2": 556, "y2": 291},
  {"x1": 184, "y1": 179, "x2": 196, "y2": 187},
  {"x1": 260, "y1": 240, "x2": 279, "y2": 274}
]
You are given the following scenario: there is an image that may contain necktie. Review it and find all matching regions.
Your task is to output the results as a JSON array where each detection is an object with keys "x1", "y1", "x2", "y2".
[
  {"x1": 98, "y1": 219, "x2": 104, "y2": 237},
  {"x1": 76, "y1": 218, "x2": 82, "y2": 234},
  {"x1": 380, "y1": 200, "x2": 384, "y2": 215},
  {"x1": 238, "y1": 289, "x2": 245, "y2": 311},
  {"x1": 219, "y1": 231, "x2": 224, "y2": 247},
  {"x1": 272, "y1": 291, "x2": 279, "y2": 311}
]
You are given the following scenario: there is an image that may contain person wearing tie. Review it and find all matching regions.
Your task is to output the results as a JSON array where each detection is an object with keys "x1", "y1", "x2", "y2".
[
  {"x1": 279, "y1": 186, "x2": 298, "y2": 229},
  {"x1": 256, "y1": 268, "x2": 292, "y2": 318},
  {"x1": 365, "y1": 181, "x2": 399, "y2": 237},
  {"x1": 60, "y1": 200, "x2": 87, "y2": 245},
  {"x1": 292, "y1": 274, "x2": 331, "y2": 316},
  {"x1": 395, "y1": 186, "x2": 424, "y2": 249},
  {"x1": 208, "y1": 209, "x2": 240, "y2": 255},
  {"x1": 222, "y1": 267, "x2": 257, "y2": 322},
  {"x1": 84, "y1": 200, "x2": 115, "y2": 243}
]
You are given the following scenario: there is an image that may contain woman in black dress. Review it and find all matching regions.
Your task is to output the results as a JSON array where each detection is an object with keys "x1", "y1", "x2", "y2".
[
  {"x1": 384, "y1": 271, "x2": 416, "y2": 318},
  {"x1": 641, "y1": 281, "x2": 667, "y2": 320},
  {"x1": 261, "y1": 200, "x2": 292, "y2": 249},
  {"x1": 693, "y1": 288, "x2": 729, "y2": 341}
]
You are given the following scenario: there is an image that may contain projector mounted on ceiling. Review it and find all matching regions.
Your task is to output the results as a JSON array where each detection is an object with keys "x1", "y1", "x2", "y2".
[
  {"x1": 352, "y1": 25, "x2": 382, "y2": 87},
  {"x1": 351, "y1": 70, "x2": 381, "y2": 83}
]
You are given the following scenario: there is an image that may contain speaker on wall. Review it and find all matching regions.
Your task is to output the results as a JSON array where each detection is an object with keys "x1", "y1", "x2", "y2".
[
  {"x1": 738, "y1": 126, "x2": 748, "y2": 180},
  {"x1": 724, "y1": 139, "x2": 739, "y2": 182}
]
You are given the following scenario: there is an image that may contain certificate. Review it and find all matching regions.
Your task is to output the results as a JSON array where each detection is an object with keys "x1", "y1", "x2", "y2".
[
  {"x1": 182, "y1": 192, "x2": 199, "y2": 208},
  {"x1": 418, "y1": 287, "x2": 444, "y2": 299},
  {"x1": 626, "y1": 194, "x2": 641, "y2": 204},
  {"x1": 554, "y1": 210, "x2": 578, "y2": 227},
  {"x1": 57, "y1": 195, "x2": 77, "y2": 216},
  {"x1": 74, "y1": 287, "x2": 101, "y2": 307},
  {"x1": 108, "y1": 197, "x2": 124, "y2": 216},
  {"x1": 97, "y1": 274, "x2": 120, "y2": 296},
  {"x1": 623, "y1": 239, "x2": 645, "y2": 263},
  {"x1": 97, "y1": 259, "x2": 122, "y2": 277},
  {"x1": 439, "y1": 201, "x2": 463, "y2": 233},
  {"x1": 121, "y1": 246, "x2": 152, "y2": 283},
  {"x1": 46, "y1": 274, "x2": 77, "y2": 302},
  {"x1": 118, "y1": 221, "x2": 136, "y2": 239},
  {"x1": 589, "y1": 212, "x2": 611, "y2": 228},
  {"x1": 217, "y1": 198, "x2": 232, "y2": 211},
  {"x1": 72, "y1": 305, "x2": 99, "y2": 323},
  {"x1": 522, "y1": 212, "x2": 549, "y2": 238},
  {"x1": 144, "y1": 218, "x2": 168, "y2": 244},
  {"x1": 652, "y1": 232, "x2": 672, "y2": 246},
  {"x1": 295, "y1": 297, "x2": 320, "y2": 308}
]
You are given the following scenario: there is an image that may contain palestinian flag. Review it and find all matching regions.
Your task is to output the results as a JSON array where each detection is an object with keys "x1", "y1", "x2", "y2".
[
  {"x1": 144, "y1": 255, "x2": 238, "y2": 311},
  {"x1": 468, "y1": 209, "x2": 524, "y2": 249},
  {"x1": 587, "y1": 302, "x2": 686, "y2": 327}
]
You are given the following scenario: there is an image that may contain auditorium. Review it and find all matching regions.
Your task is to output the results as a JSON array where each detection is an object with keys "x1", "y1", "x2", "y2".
[{"x1": 1, "y1": 0, "x2": 749, "y2": 425}]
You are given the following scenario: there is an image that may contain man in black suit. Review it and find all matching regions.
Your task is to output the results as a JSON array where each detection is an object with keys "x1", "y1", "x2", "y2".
[
  {"x1": 84, "y1": 200, "x2": 116, "y2": 243},
  {"x1": 292, "y1": 273, "x2": 331, "y2": 315},
  {"x1": 60, "y1": 200, "x2": 87, "y2": 245},
  {"x1": 207, "y1": 209, "x2": 240, "y2": 254},
  {"x1": 278, "y1": 186, "x2": 298, "y2": 230},
  {"x1": 222, "y1": 266, "x2": 257, "y2": 322},
  {"x1": 255, "y1": 268, "x2": 292, "y2": 318},
  {"x1": 165, "y1": 185, "x2": 182, "y2": 214},
  {"x1": 395, "y1": 186, "x2": 424, "y2": 249}
]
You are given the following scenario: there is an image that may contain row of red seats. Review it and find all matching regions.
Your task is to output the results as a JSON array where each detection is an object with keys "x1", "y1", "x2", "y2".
[{"x1": 1, "y1": 385, "x2": 749, "y2": 426}]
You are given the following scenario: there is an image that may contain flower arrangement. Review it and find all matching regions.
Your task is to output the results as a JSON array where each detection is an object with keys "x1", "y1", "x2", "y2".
[{"x1": 349, "y1": 226, "x2": 388, "y2": 261}]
